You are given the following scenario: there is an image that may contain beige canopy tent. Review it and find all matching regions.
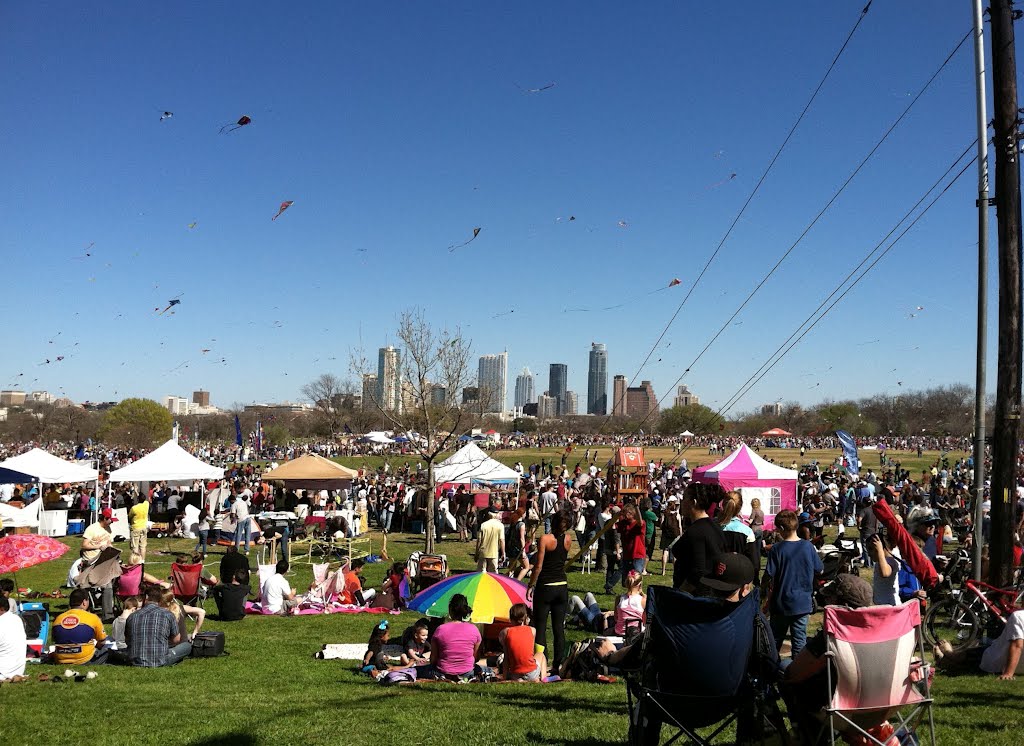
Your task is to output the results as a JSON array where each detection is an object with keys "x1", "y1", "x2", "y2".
[{"x1": 262, "y1": 454, "x2": 359, "y2": 489}]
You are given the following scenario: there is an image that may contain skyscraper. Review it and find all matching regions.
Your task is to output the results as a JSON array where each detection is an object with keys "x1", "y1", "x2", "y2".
[
  {"x1": 537, "y1": 393, "x2": 558, "y2": 419},
  {"x1": 587, "y1": 343, "x2": 608, "y2": 415},
  {"x1": 361, "y1": 374, "x2": 378, "y2": 412},
  {"x1": 612, "y1": 375, "x2": 627, "y2": 417},
  {"x1": 673, "y1": 385, "x2": 700, "y2": 408},
  {"x1": 548, "y1": 363, "x2": 567, "y2": 415},
  {"x1": 377, "y1": 346, "x2": 402, "y2": 413},
  {"x1": 192, "y1": 390, "x2": 210, "y2": 407},
  {"x1": 625, "y1": 380, "x2": 659, "y2": 419},
  {"x1": 564, "y1": 390, "x2": 578, "y2": 416},
  {"x1": 477, "y1": 352, "x2": 508, "y2": 413},
  {"x1": 514, "y1": 367, "x2": 535, "y2": 409}
]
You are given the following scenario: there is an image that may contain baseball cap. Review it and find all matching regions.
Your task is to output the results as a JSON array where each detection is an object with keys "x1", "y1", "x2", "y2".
[
  {"x1": 101, "y1": 508, "x2": 119, "y2": 522},
  {"x1": 700, "y1": 553, "x2": 755, "y2": 592}
]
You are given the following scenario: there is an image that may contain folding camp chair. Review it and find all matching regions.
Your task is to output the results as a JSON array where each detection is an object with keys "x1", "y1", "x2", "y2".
[
  {"x1": 115, "y1": 564, "x2": 144, "y2": 600},
  {"x1": 171, "y1": 562, "x2": 205, "y2": 607},
  {"x1": 819, "y1": 603, "x2": 936, "y2": 746},
  {"x1": 626, "y1": 586, "x2": 784, "y2": 746}
]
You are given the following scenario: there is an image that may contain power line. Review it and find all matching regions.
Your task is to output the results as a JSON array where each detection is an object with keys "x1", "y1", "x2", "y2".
[
  {"x1": 639, "y1": 26, "x2": 972, "y2": 432},
  {"x1": 604, "y1": 1, "x2": 875, "y2": 422}
]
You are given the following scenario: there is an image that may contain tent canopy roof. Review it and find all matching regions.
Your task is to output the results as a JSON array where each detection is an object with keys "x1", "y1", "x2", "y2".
[
  {"x1": 0, "y1": 466, "x2": 39, "y2": 485},
  {"x1": 108, "y1": 440, "x2": 223, "y2": 482},
  {"x1": 434, "y1": 442, "x2": 521, "y2": 485},
  {"x1": 761, "y1": 427, "x2": 793, "y2": 437},
  {"x1": 693, "y1": 444, "x2": 797, "y2": 482},
  {"x1": 263, "y1": 454, "x2": 358, "y2": 481},
  {"x1": 0, "y1": 448, "x2": 99, "y2": 483}
]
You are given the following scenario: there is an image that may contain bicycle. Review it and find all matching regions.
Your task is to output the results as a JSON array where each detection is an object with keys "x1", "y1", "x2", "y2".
[{"x1": 923, "y1": 561, "x2": 1024, "y2": 652}]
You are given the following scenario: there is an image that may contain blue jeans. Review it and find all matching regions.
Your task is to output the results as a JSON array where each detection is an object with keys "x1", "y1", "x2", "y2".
[
  {"x1": 621, "y1": 557, "x2": 646, "y2": 586},
  {"x1": 234, "y1": 517, "x2": 251, "y2": 551},
  {"x1": 194, "y1": 530, "x2": 208, "y2": 555},
  {"x1": 604, "y1": 553, "x2": 621, "y2": 592},
  {"x1": 770, "y1": 612, "x2": 809, "y2": 658},
  {"x1": 163, "y1": 641, "x2": 194, "y2": 666},
  {"x1": 382, "y1": 509, "x2": 394, "y2": 532}
]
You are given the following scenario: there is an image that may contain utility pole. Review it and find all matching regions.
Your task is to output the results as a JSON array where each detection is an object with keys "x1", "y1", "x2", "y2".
[
  {"x1": 988, "y1": 0, "x2": 1023, "y2": 588},
  {"x1": 971, "y1": 0, "x2": 990, "y2": 579}
]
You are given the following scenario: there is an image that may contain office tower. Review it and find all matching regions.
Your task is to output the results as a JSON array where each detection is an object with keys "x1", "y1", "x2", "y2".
[
  {"x1": 612, "y1": 375, "x2": 627, "y2": 416},
  {"x1": 462, "y1": 387, "x2": 479, "y2": 406},
  {"x1": 430, "y1": 384, "x2": 448, "y2": 406},
  {"x1": 564, "y1": 390, "x2": 578, "y2": 416},
  {"x1": 514, "y1": 367, "x2": 536, "y2": 409},
  {"x1": 587, "y1": 343, "x2": 608, "y2": 415},
  {"x1": 673, "y1": 385, "x2": 700, "y2": 408},
  {"x1": 548, "y1": 363, "x2": 567, "y2": 415},
  {"x1": 192, "y1": 390, "x2": 210, "y2": 407},
  {"x1": 761, "y1": 402, "x2": 783, "y2": 416},
  {"x1": 625, "y1": 380, "x2": 659, "y2": 419},
  {"x1": 537, "y1": 393, "x2": 558, "y2": 419},
  {"x1": 361, "y1": 374, "x2": 378, "y2": 411},
  {"x1": 477, "y1": 352, "x2": 508, "y2": 413},
  {"x1": 376, "y1": 346, "x2": 402, "y2": 413}
]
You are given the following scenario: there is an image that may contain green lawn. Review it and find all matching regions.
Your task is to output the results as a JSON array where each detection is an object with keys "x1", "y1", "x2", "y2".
[{"x1": 3, "y1": 520, "x2": 1017, "y2": 745}]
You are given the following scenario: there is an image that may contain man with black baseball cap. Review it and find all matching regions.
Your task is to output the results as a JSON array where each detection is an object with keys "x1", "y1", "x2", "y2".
[{"x1": 700, "y1": 552, "x2": 756, "y2": 602}]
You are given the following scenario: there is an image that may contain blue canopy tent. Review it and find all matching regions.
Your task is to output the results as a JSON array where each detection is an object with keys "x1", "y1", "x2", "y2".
[{"x1": 0, "y1": 466, "x2": 38, "y2": 485}]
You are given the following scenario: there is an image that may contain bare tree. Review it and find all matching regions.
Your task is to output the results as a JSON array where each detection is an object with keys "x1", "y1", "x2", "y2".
[
  {"x1": 301, "y1": 373, "x2": 347, "y2": 435},
  {"x1": 352, "y1": 309, "x2": 475, "y2": 553}
]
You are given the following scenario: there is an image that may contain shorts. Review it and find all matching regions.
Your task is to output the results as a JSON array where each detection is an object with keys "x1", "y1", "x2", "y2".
[{"x1": 508, "y1": 662, "x2": 541, "y2": 682}]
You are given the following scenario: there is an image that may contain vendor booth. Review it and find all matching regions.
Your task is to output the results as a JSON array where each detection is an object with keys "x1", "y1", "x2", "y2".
[
  {"x1": 692, "y1": 443, "x2": 797, "y2": 530},
  {"x1": 0, "y1": 449, "x2": 99, "y2": 537}
]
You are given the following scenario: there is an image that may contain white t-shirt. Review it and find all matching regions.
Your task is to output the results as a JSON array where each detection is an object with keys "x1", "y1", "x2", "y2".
[
  {"x1": 231, "y1": 498, "x2": 250, "y2": 522},
  {"x1": 262, "y1": 574, "x2": 292, "y2": 613},
  {"x1": 0, "y1": 610, "x2": 27, "y2": 680},
  {"x1": 981, "y1": 609, "x2": 1024, "y2": 675}
]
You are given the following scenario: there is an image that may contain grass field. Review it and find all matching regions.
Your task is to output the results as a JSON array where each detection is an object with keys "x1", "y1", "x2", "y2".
[{"x1": 4, "y1": 507, "x2": 1020, "y2": 745}]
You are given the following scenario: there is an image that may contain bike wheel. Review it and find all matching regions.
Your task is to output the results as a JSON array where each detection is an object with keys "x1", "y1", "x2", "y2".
[{"x1": 924, "y1": 598, "x2": 980, "y2": 652}]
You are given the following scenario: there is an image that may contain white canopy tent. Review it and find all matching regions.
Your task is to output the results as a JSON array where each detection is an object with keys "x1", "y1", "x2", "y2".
[
  {"x1": 108, "y1": 440, "x2": 224, "y2": 482},
  {"x1": 0, "y1": 448, "x2": 99, "y2": 483},
  {"x1": 433, "y1": 442, "x2": 521, "y2": 485}
]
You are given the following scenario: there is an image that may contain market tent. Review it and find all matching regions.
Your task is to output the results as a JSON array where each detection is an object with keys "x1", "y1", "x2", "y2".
[
  {"x1": 692, "y1": 443, "x2": 797, "y2": 530},
  {"x1": 0, "y1": 448, "x2": 99, "y2": 483},
  {"x1": 108, "y1": 440, "x2": 223, "y2": 482},
  {"x1": 680, "y1": 430, "x2": 695, "y2": 437},
  {"x1": 760, "y1": 427, "x2": 792, "y2": 437},
  {"x1": 363, "y1": 431, "x2": 395, "y2": 444},
  {"x1": 262, "y1": 453, "x2": 358, "y2": 489},
  {"x1": 433, "y1": 442, "x2": 520, "y2": 485},
  {"x1": 0, "y1": 466, "x2": 38, "y2": 485}
]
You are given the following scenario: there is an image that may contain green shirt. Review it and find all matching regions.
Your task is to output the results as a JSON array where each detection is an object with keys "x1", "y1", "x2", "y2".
[{"x1": 643, "y1": 510, "x2": 657, "y2": 541}]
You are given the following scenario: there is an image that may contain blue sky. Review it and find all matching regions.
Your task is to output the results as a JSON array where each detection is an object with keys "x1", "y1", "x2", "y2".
[{"x1": 0, "y1": 2, "x2": 1001, "y2": 414}]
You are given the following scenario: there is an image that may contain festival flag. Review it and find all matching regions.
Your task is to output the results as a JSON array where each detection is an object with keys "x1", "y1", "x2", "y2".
[
  {"x1": 836, "y1": 430, "x2": 859, "y2": 478},
  {"x1": 234, "y1": 414, "x2": 243, "y2": 446},
  {"x1": 256, "y1": 420, "x2": 263, "y2": 451}
]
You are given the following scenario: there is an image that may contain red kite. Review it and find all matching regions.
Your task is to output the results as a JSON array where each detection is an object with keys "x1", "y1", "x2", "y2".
[
  {"x1": 272, "y1": 201, "x2": 294, "y2": 221},
  {"x1": 219, "y1": 115, "x2": 251, "y2": 134}
]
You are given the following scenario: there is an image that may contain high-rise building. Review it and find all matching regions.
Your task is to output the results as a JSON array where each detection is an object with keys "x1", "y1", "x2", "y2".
[
  {"x1": 673, "y1": 385, "x2": 700, "y2": 408},
  {"x1": 430, "y1": 384, "x2": 448, "y2": 406},
  {"x1": 192, "y1": 390, "x2": 210, "y2": 407},
  {"x1": 548, "y1": 363, "x2": 567, "y2": 415},
  {"x1": 625, "y1": 380, "x2": 659, "y2": 420},
  {"x1": 537, "y1": 393, "x2": 558, "y2": 419},
  {"x1": 761, "y1": 402, "x2": 783, "y2": 416},
  {"x1": 163, "y1": 395, "x2": 189, "y2": 416},
  {"x1": 477, "y1": 352, "x2": 508, "y2": 413},
  {"x1": 612, "y1": 375, "x2": 627, "y2": 417},
  {"x1": 564, "y1": 391, "x2": 578, "y2": 416},
  {"x1": 377, "y1": 346, "x2": 402, "y2": 413},
  {"x1": 587, "y1": 343, "x2": 608, "y2": 415},
  {"x1": 514, "y1": 367, "x2": 536, "y2": 409},
  {"x1": 361, "y1": 374, "x2": 378, "y2": 411}
]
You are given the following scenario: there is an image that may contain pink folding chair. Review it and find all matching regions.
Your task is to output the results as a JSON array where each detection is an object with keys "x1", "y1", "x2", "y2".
[
  {"x1": 822, "y1": 602, "x2": 936, "y2": 746},
  {"x1": 116, "y1": 564, "x2": 144, "y2": 599}
]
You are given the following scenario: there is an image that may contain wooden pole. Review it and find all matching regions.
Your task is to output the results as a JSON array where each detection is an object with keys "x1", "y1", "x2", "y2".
[{"x1": 987, "y1": 0, "x2": 1023, "y2": 587}]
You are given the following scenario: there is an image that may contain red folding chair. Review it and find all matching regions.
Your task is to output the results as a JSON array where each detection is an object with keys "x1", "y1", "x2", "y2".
[
  {"x1": 821, "y1": 602, "x2": 936, "y2": 746},
  {"x1": 171, "y1": 562, "x2": 204, "y2": 607}
]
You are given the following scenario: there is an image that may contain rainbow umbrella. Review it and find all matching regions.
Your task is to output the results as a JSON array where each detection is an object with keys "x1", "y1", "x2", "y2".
[{"x1": 408, "y1": 571, "x2": 530, "y2": 624}]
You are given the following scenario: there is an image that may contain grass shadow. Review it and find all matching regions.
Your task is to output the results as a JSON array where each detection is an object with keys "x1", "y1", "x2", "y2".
[{"x1": 189, "y1": 733, "x2": 258, "y2": 746}]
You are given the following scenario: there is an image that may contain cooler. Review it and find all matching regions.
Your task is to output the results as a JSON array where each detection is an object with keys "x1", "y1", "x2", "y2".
[{"x1": 68, "y1": 519, "x2": 86, "y2": 535}]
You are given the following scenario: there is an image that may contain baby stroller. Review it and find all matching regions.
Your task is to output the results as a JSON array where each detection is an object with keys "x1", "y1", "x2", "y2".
[{"x1": 407, "y1": 551, "x2": 448, "y2": 593}]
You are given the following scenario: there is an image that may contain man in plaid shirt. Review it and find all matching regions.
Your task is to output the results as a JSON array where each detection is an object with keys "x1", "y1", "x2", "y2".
[{"x1": 125, "y1": 587, "x2": 192, "y2": 667}]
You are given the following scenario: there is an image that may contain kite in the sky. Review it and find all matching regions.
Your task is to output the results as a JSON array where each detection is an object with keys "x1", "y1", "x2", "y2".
[
  {"x1": 272, "y1": 201, "x2": 294, "y2": 221},
  {"x1": 566, "y1": 276, "x2": 684, "y2": 312},
  {"x1": 73, "y1": 243, "x2": 95, "y2": 260},
  {"x1": 617, "y1": 220, "x2": 629, "y2": 228},
  {"x1": 515, "y1": 82, "x2": 556, "y2": 94},
  {"x1": 219, "y1": 115, "x2": 251, "y2": 133},
  {"x1": 188, "y1": 221, "x2": 198, "y2": 230},
  {"x1": 160, "y1": 111, "x2": 173, "y2": 121},
  {"x1": 492, "y1": 309, "x2": 515, "y2": 319},
  {"x1": 156, "y1": 297, "x2": 182, "y2": 315},
  {"x1": 200, "y1": 348, "x2": 211, "y2": 354},
  {"x1": 706, "y1": 173, "x2": 737, "y2": 190},
  {"x1": 448, "y1": 227, "x2": 481, "y2": 252},
  {"x1": 668, "y1": 278, "x2": 681, "y2": 288}
]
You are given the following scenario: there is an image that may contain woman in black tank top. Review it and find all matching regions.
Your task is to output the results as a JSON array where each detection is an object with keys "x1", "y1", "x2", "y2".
[{"x1": 527, "y1": 509, "x2": 573, "y2": 674}]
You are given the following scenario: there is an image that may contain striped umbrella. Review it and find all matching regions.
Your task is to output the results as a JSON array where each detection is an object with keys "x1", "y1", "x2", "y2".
[{"x1": 408, "y1": 571, "x2": 530, "y2": 624}]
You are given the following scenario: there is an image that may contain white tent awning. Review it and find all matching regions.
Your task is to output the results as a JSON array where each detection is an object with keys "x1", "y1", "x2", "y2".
[
  {"x1": 433, "y1": 442, "x2": 521, "y2": 485},
  {"x1": 0, "y1": 448, "x2": 99, "y2": 483},
  {"x1": 108, "y1": 440, "x2": 223, "y2": 482}
]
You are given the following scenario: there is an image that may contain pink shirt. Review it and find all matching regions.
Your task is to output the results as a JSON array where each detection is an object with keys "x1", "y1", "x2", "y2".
[
  {"x1": 615, "y1": 593, "x2": 645, "y2": 636},
  {"x1": 432, "y1": 621, "x2": 481, "y2": 676}
]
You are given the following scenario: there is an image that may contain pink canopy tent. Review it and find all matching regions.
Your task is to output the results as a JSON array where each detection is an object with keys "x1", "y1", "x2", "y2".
[{"x1": 692, "y1": 444, "x2": 798, "y2": 530}]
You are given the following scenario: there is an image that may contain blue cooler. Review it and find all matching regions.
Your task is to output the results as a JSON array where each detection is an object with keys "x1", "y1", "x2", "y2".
[{"x1": 67, "y1": 519, "x2": 85, "y2": 535}]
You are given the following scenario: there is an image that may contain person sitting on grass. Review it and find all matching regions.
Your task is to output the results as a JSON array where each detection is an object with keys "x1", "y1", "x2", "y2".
[
  {"x1": 401, "y1": 621, "x2": 431, "y2": 666},
  {"x1": 0, "y1": 596, "x2": 27, "y2": 682},
  {"x1": 52, "y1": 588, "x2": 111, "y2": 665},
  {"x1": 125, "y1": 586, "x2": 193, "y2": 667},
  {"x1": 934, "y1": 607, "x2": 1024, "y2": 680},
  {"x1": 261, "y1": 559, "x2": 297, "y2": 615},
  {"x1": 379, "y1": 562, "x2": 407, "y2": 611},
  {"x1": 111, "y1": 595, "x2": 141, "y2": 648},
  {"x1": 429, "y1": 594, "x2": 481, "y2": 681},
  {"x1": 121, "y1": 553, "x2": 172, "y2": 591},
  {"x1": 499, "y1": 603, "x2": 547, "y2": 682},
  {"x1": 343, "y1": 559, "x2": 376, "y2": 606},
  {"x1": 362, "y1": 619, "x2": 400, "y2": 672},
  {"x1": 213, "y1": 569, "x2": 251, "y2": 622},
  {"x1": 220, "y1": 546, "x2": 250, "y2": 589},
  {"x1": 568, "y1": 570, "x2": 646, "y2": 637},
  {"x1": 159, "y1": 588, "x2": 205, "y2": 642}
]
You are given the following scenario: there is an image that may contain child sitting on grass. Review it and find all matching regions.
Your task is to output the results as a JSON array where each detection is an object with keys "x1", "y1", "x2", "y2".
[
  {"x1": 111, "y1": 595, "x2": 141, "y2": 648},
  {"x1": 402, "y1": 622, "x2": 431, "y2": 666},
  {"x1": 499, "y1": 603, "x2": 547, "y2": 682},
  {"x1": 362, "y1": 620, "x2": 402, "y2": 673}
]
